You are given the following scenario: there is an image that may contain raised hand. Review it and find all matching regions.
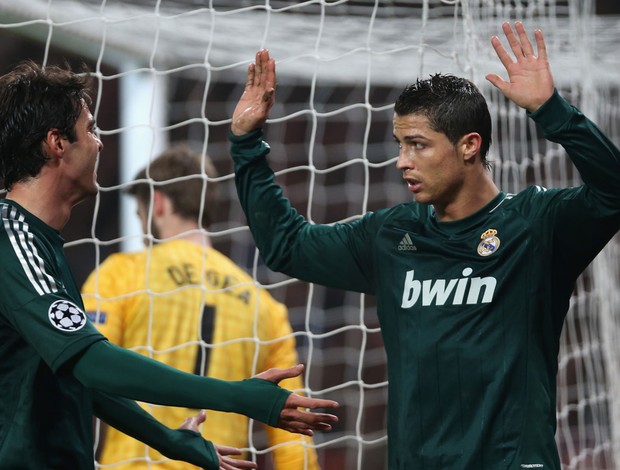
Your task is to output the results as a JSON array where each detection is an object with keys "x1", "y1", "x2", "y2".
[
  {"x1": 255, "y1": 364, "x2": 340, "y2": 436},
  {"x1": 486, "y1": 21, "x2": 555, "y2": 113},
  {"x1": 231, "y1": 49, "x2": 276, "y2": 136},
  {"x1": 179, "y1": 410, "x2": 258, "y2": 470}
]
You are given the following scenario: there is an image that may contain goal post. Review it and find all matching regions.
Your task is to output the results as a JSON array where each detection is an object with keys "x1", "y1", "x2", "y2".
[{"x1": 0, "y1": 1, "x2": 619, "y2": 469}]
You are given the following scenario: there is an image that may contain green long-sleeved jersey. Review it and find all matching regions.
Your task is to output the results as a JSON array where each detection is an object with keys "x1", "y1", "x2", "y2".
[
  {"x1": 230, "y1": 90, "x2": 620, "y2": 469},
  {"x1": 0, "y1": 199, "x2": 290, "y2": 469}
]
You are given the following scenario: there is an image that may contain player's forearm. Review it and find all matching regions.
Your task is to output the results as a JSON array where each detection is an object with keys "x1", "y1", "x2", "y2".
[
  {"x1": 91, "y1": 390, "x2": 219, "y2": 470},
  {"x1": 74, "y1": 340, "x2": 290, "y2": 427},
  {"x1": 229, "y1": 128, "x2": 307, "y2": 274},
  {"x1": 529, "y1": 90, "x2": 620, "y2": 212},
  {"x1": 229, "y1": 129, "x2": 375, "y2": 293}
]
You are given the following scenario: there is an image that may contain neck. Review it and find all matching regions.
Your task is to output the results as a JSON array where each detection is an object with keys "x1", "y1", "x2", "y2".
[
  {"x1": 7, "y1": 179, "x2": 81, "y2": 230},
  {"x1": 175, "y1": 230, "x2": 212, "y2": 247},
  {"x1": 433, "y1": 172, "x2": 500, "y2": 222},
  {"x1": 158, "y1": 218, "x2": 212, "y2": 247}
]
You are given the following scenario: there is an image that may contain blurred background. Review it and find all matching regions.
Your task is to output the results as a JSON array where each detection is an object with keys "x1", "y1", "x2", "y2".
[{"x1": 0, "y1": 1, "x2": 619, "y2": 469}]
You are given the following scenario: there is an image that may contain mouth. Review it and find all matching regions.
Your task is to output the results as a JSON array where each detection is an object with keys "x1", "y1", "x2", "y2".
[{"x1": 404, "y1": 176, "x2": 422, "y2": 192}]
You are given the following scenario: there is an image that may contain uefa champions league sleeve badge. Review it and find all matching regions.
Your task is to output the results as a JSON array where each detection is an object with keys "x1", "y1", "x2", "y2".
[
  {"x1": 48, "y1": 299, "x2": 87, "y2": 331},
  {"x1": 477, "y1": 228, "x2": 501, "y2": 257}
]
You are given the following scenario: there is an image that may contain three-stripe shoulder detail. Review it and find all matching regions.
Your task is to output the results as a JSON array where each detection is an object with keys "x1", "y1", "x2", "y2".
[{"x1": 1, "y1": 203, "x2": 59, "y2": 296}]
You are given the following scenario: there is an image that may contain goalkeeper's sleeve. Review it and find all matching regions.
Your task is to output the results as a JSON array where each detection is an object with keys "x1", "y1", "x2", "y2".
[
  {"x1": 73, "y1": 339, "x2": 290, "y2": 427},
  {"x1": 91, "y1": 390, "x2": 219, "y2": 470}
]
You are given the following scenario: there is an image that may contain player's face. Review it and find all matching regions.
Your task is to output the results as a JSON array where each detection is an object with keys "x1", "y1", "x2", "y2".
[
  {"x1": 393, "y1": 112, "x2": 466, "y2": 207},
  {"x1": 62, "y1": 101, "x2": 103, "y2": 199}
]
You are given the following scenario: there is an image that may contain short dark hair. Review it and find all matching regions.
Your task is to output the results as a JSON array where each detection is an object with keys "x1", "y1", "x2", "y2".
[
  {"x1": 127, "y1": 145, "x2": 219, "y2": 229},
  {"x1": 0, "y1": 60, "x2": 92, "y2": 190},
  {"x1": 394, "y1": 73, "x2": 492, "y2": 170}
]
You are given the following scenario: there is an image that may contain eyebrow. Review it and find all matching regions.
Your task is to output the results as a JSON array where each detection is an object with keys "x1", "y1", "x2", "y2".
[{"x1": 394, "y1": 133, "x2": 428, "y2": 142}]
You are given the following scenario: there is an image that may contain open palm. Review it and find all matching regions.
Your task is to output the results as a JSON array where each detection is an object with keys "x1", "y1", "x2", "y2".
[
  {"x1": 486, "y1": 22, "x2": 555, "y2": 112},
  {"x1": 231, "y1": 49, "x2": 276, "y2": 135}
]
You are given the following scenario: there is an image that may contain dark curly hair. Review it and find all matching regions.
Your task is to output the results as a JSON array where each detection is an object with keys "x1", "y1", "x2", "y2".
[{"x1": 0, "y1": 60, "x2": 92, "y2": 190}]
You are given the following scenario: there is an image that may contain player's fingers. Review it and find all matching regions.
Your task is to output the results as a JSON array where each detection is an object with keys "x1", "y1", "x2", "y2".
[
  {"x1": 264, "y1": 56, "x2": 276, "y2": 92},
  {"x1": 195, "y1": 409, "x2": 206, "y2": 425},
  {"x1": 253, "y1": 51, "x2": 262, "y2": 87},
  {"x1": 534, "y1": 28, "x2": 548, "y2": 61},
  {"x1": 286, "y1": 393, "x2": 340, "y2": 411},
  {"x1": 179, "y1": 410, "x2": 206, "y2": 431},
  {"x1": 514, "y1": 21, "x2": 535, "y2": 57},
  {"x1": 276, "y1": 416, "x2": 316, "y2": 436},
  {"x1": 501, "y1": 22, "x2": 524, "y2": 58},
  {"x1": 484, "y1": 73, "x2": 508, "y2": 94},
  {"x1": 255, "y1": 49, "x2": 271, "y2": 87},
  {"x1": 280, "y1": 407, "x2": 338, "y2": 430},
  {"x1": 246, "y1": 63, "x2": 255, "y2": 89},
  {"x1": 255, "y1": 364, "x2": 304, "y2": 383},
  {"x1": 278, "y1": 417, "x2": 332, "y2": 436},
  {"x1": 490, "y1": 35, "x2": 514, "y2": 70},
  {"x1": 214, "y1": 445, "x2": 242, "y2": 456},
  {"x1": 220, "y1": 455, "x2": 257, "y2": 469}
]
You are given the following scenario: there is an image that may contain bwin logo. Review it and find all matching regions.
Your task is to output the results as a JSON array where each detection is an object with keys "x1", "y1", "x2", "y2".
[{"x1": 401, "y1": 267, "x2": 497, "y2": 308}]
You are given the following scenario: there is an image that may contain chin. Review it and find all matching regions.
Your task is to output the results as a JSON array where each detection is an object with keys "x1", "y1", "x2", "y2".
[
  {"x1": 74, "y1": 185, "x2": 98, "y2": 204},
  {"x1": 412, "y1": 193, "x2": 431, "y2": 205}
]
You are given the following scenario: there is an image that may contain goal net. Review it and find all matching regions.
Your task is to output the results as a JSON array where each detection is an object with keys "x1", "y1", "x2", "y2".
[{"x1": 1, "y1": 1, "x2": 618, "y2": 469}]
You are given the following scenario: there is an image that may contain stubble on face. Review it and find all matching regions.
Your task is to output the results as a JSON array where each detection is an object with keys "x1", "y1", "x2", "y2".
[
  {"x1": 393, "y1": 113, "x2": 466, "y2": 209},
  {"x1": 63, "y1": 102, "x2": 102, "y2": 203}
]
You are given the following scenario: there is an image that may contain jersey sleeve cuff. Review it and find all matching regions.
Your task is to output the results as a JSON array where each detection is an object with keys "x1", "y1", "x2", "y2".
[
  {"x1": 228, "y1": 128, "x2": 271, "y2": 170},
  {"x1": 235, "y1": 378, "x2": 292, "y2": 427},
  {"x1": 166, "y1": 430, "x2": 220, "y2": 470},
  {"x1": 527, "y1": 89, "x2": 578, "y2": 136}
]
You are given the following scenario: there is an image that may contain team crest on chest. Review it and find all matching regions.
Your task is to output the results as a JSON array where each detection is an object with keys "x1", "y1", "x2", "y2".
[{"x1": 477, "y1": 228, "x2": 501, "y2": 257}]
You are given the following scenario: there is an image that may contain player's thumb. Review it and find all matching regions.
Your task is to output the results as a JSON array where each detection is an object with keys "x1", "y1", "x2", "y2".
[
  {"x1": 282, "y1": 364, "x2": 304, "y2": 379},
  {"x1": 272, "y1": 364, "x2": 304, "y2": 383},
  {"x1": 485, "y1": 74, "x2": 507, "y2": 93},
  {"x1": 195, "y1": 409, "x2": 207, "y2": 425}
]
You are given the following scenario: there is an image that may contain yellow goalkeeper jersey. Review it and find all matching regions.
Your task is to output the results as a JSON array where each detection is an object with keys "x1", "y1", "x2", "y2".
[{"x1": 81, "y1": 239, "x2": 318, "y2": 470}]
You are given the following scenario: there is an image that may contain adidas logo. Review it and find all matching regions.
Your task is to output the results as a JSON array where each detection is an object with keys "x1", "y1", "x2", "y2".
[{"x1": 398, "y1": 233, "x2": 417, "y2": 252}]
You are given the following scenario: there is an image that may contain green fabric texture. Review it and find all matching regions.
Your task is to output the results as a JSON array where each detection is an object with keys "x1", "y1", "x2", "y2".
[
  {"x1": 92, "y1": 390, "x2": 219, "y2": 469},
  {"x1": 74, "y1": 340, "x2": 291, "y2": 427}
]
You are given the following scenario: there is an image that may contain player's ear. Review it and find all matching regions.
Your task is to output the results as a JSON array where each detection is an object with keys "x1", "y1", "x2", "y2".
[
  {"x1": 153, "y1": 190, "x2": 174, "y2": 217},
  {"x1": 42, "y1": 129, "x2": 65, "y2": 162},
  {"x1": 152, "y1": 190, "x2": 167, "y2": 217},
  {"x1": 459, "y1": 132, "x2": 482, "y2": 164}
]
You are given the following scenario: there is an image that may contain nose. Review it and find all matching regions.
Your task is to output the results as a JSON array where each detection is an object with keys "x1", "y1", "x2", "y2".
[
  {"x1": 396, "y1": 150, "x2": 412, "y2": 171},
  {"x1": 96, "y1": 136, "x2": 104, "y2": 152}
]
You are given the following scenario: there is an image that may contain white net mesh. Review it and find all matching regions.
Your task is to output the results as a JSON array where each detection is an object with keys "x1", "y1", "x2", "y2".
[{"x1": 1, "y1": 1, "x2": 619, "y2": 469}]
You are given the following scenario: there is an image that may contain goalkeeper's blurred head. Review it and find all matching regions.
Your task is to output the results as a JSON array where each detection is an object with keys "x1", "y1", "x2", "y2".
[{"x1": 127, "y1": 144, "x2": 219, "y2": 230}]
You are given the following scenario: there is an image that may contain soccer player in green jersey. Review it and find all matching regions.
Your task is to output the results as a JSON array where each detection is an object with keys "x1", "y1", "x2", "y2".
[
  {"x1": 228, "y1": 22, "x2": 620, "y2": 470},
  {"x1": 0, "y1": 61, "x2": 339, "y2": 470}
]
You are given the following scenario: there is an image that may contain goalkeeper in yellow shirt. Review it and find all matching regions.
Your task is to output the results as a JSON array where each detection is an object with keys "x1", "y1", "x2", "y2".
[{"x1": 82, "y1": 145, "x2": 320, "y2": 470}]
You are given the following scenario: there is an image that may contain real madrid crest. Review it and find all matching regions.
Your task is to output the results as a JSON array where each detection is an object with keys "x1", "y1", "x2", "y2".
[{"x1": 477, "y1": 228, "x2": 500, "y2": 257}]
